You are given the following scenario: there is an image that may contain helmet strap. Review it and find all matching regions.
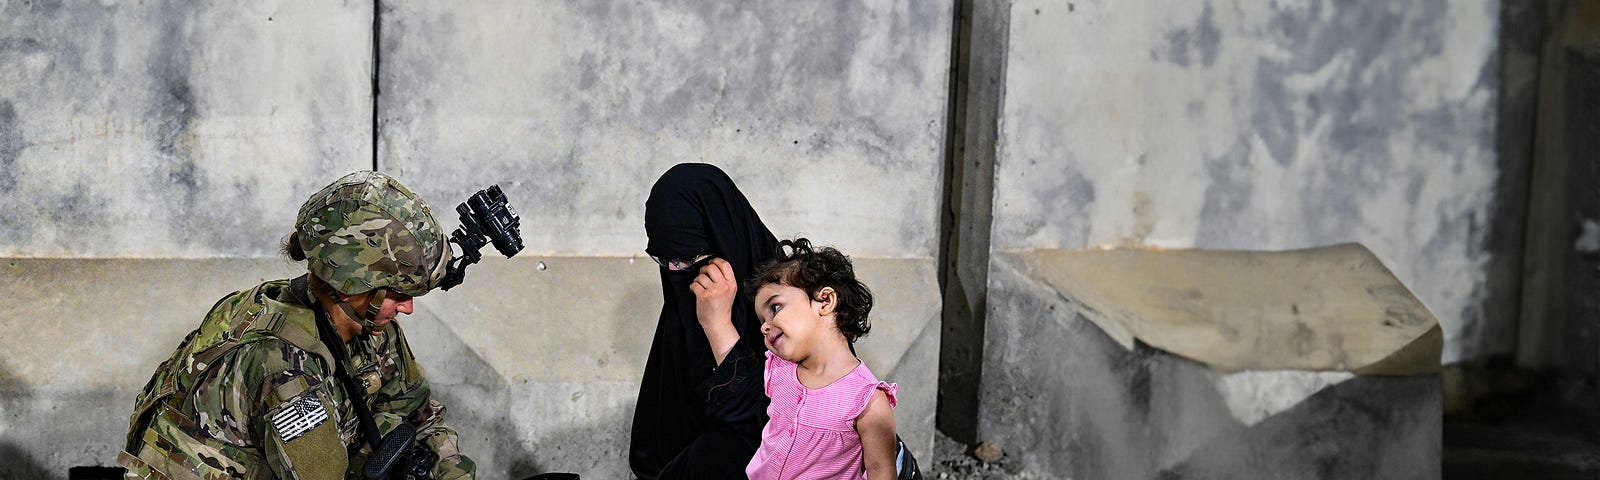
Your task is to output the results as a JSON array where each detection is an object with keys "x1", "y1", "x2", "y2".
[
  {"x1": 363, "y1": 289, "x2": 388, "y2": 324},
  {"x1": 312, "y1": 279, "x2": 388, "y2": 334}
]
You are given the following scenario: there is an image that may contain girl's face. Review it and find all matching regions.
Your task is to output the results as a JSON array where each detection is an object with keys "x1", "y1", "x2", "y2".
[{"x1": 755, "y1": 283, "x2": 839, "y2": 362}]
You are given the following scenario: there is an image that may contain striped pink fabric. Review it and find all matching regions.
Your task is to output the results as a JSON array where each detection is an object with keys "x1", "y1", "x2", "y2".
[{"x1": 746, "y1": 351, "x2": 899, "y2": 480}]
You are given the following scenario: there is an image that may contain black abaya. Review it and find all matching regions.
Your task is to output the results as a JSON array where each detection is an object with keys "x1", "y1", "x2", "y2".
[{"x1": 631, "y1": 163, "x2": 777, "y2": 479}]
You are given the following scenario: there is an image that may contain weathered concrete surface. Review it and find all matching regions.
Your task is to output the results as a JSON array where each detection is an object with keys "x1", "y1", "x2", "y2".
[
  {"x1": 0, "y1": 1, "x2": 373, "y2": 258},
  {"x1": 993, "y1": 0, "x2": 1502, "y2": 365},
  {"x1": 1009, "y1": 244, "x2": 1441, "y2": 375},
  {"x1": 978, "y1": 251, "x2": 1441, "y2": 479},
  {"x1": 377, "y1": 0, "x2": 953, "y2": 258},
  {"x1": 0, "y1": 256, "x2": 937, "y2": 478}
]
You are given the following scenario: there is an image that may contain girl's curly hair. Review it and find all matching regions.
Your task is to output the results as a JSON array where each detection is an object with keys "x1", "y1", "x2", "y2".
[{"x1": 750, "y1": 238, "x2": 875, "y2": 343}]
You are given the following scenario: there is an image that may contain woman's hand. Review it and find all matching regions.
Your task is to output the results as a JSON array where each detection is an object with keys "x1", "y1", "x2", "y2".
[{"x1": 690, "y1": 258, "x2": 740, "y2": 365}]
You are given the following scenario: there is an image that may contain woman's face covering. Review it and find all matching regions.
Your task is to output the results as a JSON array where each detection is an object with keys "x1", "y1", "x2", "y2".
[
  {"x1": 643, "y1": 163, "x2": 778, "y2": 342},
  {"x1": 644, "y1": 163, "x2": 776, "y2": 284}
]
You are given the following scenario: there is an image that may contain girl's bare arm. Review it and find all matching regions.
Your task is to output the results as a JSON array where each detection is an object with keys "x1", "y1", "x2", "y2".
[{"x1": 856, "y1": 390, "x2": 898, "y2": 478}]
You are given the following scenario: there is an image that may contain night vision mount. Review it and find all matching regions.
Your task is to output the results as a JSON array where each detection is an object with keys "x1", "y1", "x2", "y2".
[{"x1": 438, "y1": 184, "x2": 523, "y2": 291}]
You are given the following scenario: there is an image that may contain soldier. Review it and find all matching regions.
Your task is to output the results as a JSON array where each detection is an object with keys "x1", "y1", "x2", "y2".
[{"x1": 119, "y1": 171, "x2": 475, "y2": 479}]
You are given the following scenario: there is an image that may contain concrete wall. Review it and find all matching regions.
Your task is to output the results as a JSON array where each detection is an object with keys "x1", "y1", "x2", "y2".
[
  {"x1": 379, "y1": 0, "x2": 952, "y2": 259},
  {"x1": 0, "y1": 0, "x2": 373, "y2": 258},
  {"x1": 970, "y1": 0, "x2": 1503, "y2": 476},
  {"x1": 0, "y1": 1, "x2": 951, "y2": 478},
  {"x1": 0, "y1": 0, "x2": 1538, "y2": 478},
  {"x1": 991, "y1": 0, "x2": 1505, "y2": 364}
]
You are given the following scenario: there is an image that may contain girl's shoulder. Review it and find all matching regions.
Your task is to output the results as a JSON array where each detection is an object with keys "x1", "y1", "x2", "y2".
[
  {"x1": 845, "y1": 360, "x2": 899, "y2": 413},
  {"x1": 763, "y1": 350, "x2": 795, "y2": 397}
]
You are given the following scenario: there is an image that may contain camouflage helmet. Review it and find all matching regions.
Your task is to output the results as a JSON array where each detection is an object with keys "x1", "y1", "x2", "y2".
[{"x1": 295, "y1": 171, "x2": 452, "y2": 297}]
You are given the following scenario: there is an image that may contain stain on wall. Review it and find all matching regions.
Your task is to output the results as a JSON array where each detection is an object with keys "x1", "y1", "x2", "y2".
[
  {"x1": 993, "y1": 0, "x2": 1501, "y2": 363},
  {"x1": 0, "y1": 101, "x2": 22, "y2": 195}
]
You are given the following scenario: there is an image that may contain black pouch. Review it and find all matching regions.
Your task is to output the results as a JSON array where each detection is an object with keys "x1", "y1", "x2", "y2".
[{"x1": 896, "y1": 435, "x2": 923, "y2": 480}]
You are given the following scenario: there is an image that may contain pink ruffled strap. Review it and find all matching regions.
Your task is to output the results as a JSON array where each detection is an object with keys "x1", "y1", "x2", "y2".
[
  {"x1": 763, "y1": 350, "x2": 780, "y2": 397},
  {"x1": 858, "y1": 381, "x2": 898, "y2": 415}
]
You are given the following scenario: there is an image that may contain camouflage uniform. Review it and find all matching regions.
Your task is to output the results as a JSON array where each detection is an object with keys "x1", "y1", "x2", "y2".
[{"x1": 120, "y1": 171, "x2": 475, "y2": 480}]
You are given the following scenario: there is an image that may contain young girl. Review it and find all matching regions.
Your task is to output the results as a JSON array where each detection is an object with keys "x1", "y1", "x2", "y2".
[{"x1": 742, "y1": 238, "x2": 898, "y2": 479}]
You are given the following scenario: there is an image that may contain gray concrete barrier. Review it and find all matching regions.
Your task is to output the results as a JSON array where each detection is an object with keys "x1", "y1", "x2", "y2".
[{"x1": 977, "y1": 245, "x2": 1441, "y2": 479}]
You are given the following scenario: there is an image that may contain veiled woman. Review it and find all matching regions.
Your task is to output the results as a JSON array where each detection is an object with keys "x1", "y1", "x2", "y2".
[{"x1": 630, "y1": 163, "x2": 777, "y2": 479}]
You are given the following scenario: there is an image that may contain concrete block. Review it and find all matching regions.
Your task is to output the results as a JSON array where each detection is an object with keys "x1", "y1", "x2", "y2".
[
  {"x1": 0, "y1": 1, "x2": 373, "y2": 258},
  {"x1": 1008, "y1": 244, "x2": 1441, "y2": 374},
  {"x1": 376, "y1": 0, "x2": 953, "y2": 258},
  {"x1": 991, "y1": 0, "x2": 1503, "y2": 364},
  {"x1": 977, "y1": 249, "x2": 1441, "y2": 479},
  {"x1": 0, "y1": 255, "x2": 937, "y2": 478}
]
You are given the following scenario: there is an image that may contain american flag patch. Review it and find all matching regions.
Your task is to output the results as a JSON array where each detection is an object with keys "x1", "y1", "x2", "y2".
[{"x1": 270, "y1": 393, "x2": 329, "y2": 442}]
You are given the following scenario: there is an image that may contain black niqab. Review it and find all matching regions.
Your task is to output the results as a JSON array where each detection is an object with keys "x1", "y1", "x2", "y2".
[{"x1": 631, "y1": 163, "x2": 777, "y2": 479}]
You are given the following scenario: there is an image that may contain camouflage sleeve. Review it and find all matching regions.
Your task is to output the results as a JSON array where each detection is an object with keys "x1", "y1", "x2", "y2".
[
  {"x1": 371, "y1": 323, "x2": 476, "y2": 480},
  {"x1": 227, "y1": 341, "x2": 349, "y2": 480}
]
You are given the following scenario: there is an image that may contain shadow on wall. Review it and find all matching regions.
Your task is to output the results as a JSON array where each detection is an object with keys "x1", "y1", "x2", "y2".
[
  {"x1": 500, "y1": 263, "x2": 659, "y2": 478},
  {"x1": 506, "y1": 405, "x2": 635, "y2": 479},
  {"x1": 416, "y1": 268, "x2": 658, "y2": 478},
  {"x1": 498, "y1": 276, "x2": 661, "y2": 478},
  {"x1": 1157, "y1": 375, "x2": 1441, "y2": 479},
  {"x1": 0, "y1": 357, "x2": 55, "y2": 479},
  {"x1": 0, "y1": 442, "x2": 54, "y2": 480},
  {"x1": 408, "y1": 318, "x2": 518, "y2": 477}
]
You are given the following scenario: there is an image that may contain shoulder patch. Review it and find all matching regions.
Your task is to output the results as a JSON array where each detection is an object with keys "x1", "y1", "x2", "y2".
[
  {"x1": 270, "y1": 392, "x2": 329, "y2": 442},
  {"x1": 274, "y1": 375, "x2": 313, "y2": 402}
]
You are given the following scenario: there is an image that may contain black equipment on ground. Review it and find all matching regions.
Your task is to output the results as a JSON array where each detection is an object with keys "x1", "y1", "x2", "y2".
[
  {"x1": 361, "y1": 422, "x2": 439, "y2": 480},
  {"x1": 68, "y1": 466, "x2": 126, "y2": 480},
  {"x1": 363, "y1": 422, "x2": 414, "y2": 478},
  {"x1": 896, "y1": 435, "x2": 922, "y2": 480}
]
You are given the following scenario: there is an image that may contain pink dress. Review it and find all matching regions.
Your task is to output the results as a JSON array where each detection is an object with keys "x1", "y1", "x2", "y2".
[{"x1": 746, "y1": 351, "x2": 899, "y2": 480}]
